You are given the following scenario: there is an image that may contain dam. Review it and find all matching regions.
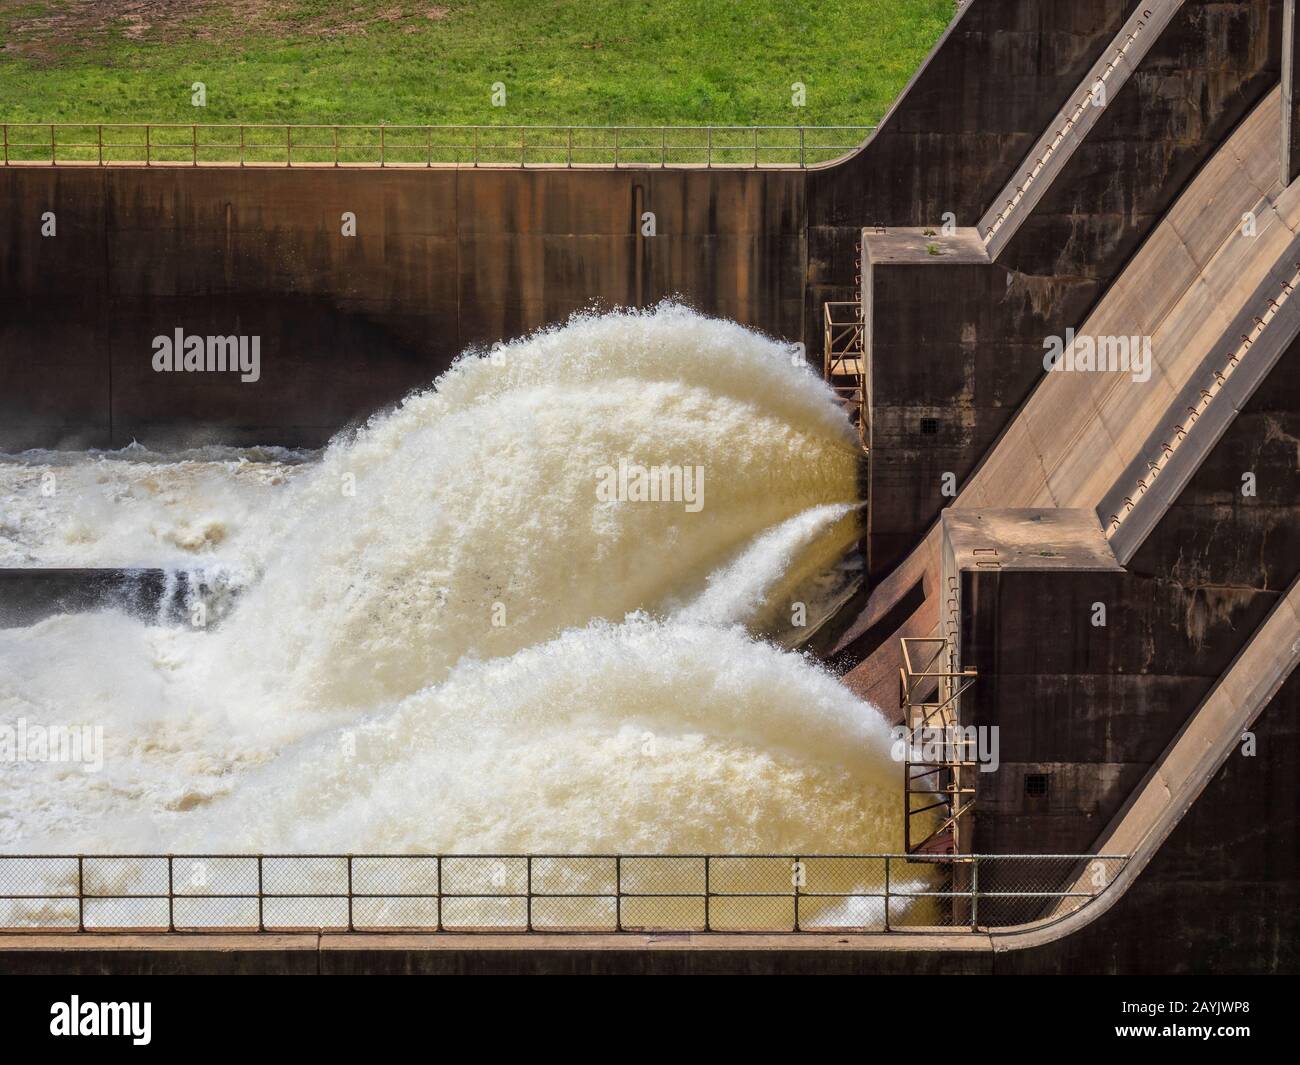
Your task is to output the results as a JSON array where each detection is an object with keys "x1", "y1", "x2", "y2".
[{"x1": 0, "y1": 0, "x2": 1297, "y2": 977}]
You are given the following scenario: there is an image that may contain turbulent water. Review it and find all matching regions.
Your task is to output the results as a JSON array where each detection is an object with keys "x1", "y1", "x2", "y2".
[{"x1": 0, "y1": 305, "x2": 901, "y2": 857}]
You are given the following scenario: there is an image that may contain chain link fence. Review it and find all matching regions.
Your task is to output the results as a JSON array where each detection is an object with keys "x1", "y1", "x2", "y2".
[
  {"x1": 0, "y1": 854, "x2": 1126, "y2": 933},
  {"x1": 0, "y1": 124, "x2": 873, "y2": 169}
]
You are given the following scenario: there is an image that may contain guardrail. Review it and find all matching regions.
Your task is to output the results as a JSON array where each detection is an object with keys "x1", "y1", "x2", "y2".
[
  {"x1": 0, "y1": 123, "x2": 873, "y2": 169},
  {"x1": 0, "y1": 853, "x2": 1126, "y2": 933}
]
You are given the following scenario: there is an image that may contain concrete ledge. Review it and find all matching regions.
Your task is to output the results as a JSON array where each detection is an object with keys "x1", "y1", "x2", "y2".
[
  {"x1": 0, "y1": 933, "x2": 321, "y2": 975},
  {"x1": 320, "y1": 932, "x2": 994, "y2": 974},
  {"x1": 944, "y1": 508, "x2": 1124, "y2": 572},
  {"x1": 862, "y1": 226, "x2": 989, "y2": 267},
  {"x1": 0, "y1": 931, "x2": 994, "y2": 975}
]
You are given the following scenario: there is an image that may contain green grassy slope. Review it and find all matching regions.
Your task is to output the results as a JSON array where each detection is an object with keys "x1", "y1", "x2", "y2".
[{"x1": 0, "y1": 0, "x2": 952, "y2": 127}]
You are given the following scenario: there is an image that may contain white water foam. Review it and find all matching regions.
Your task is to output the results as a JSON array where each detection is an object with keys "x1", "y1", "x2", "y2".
[{"x1": 0, "y1": 305, "x2": 899, "y2": 859}]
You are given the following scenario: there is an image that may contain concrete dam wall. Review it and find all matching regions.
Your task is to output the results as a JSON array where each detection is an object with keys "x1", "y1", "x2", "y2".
[{"x1": 0, "y1": 167, "x2": 805, "y2": 448}]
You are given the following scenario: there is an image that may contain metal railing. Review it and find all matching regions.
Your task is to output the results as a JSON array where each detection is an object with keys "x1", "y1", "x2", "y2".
[
  {"x1": 823, "y1": 300, "x2": 867, "y2": 445},
  {"x1": 0, "y1": 123, "x2": 873, "y2": 169},
  {"x1": 0, "y1": 853, "x2": 1125, "y2": 934},
  {"x1": 900, "y1": 637, "x2": 979, "y2": 857}
]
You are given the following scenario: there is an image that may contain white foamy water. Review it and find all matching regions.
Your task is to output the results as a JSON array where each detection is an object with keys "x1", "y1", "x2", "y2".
[
  {"x1": 0, "y1": 444, "x2": 314, "y2": 570},
  {"x1": 0, "y1": 305, "x2": 900, "y2": 859}
]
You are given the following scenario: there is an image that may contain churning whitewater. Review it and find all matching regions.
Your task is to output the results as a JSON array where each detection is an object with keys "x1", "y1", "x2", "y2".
[{"x1": 0, "y1": 305, "x2": 902, "y2": 855}]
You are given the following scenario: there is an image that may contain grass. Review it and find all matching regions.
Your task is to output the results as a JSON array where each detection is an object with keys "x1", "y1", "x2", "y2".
[{"x1": 0, "y1": 0, "x2": 953, "y2": 129}]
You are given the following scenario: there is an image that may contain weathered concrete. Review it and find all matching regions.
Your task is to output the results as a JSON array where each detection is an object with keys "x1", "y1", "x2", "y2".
[
  {"x1": 807, "y1": 0, "x2": 1146, "y2": 353},
  {"x1": 998, "y1": 665, "x2": 1300, "y2": 973},
  {"x1": 0, "y1": 930, "x2": 995, "y2": 976},
  {"x1": 0, "y1": 933, "x2": 321, "y2": 975},
  {"x1": 944, "y1": 508, "x2": 1123, "y2": 573},
  {"x1": 0, "y1": 167, "x2": 805, "y2": 448},
  {"x1": 958, "y1": 85, "x2": 1287, "y2": 516},
  {"x1": 860, "y1": 1, "x2": 1282, "y2": 582},
  {"x1": 978, "y1": 0, "x2": 1187, "y2": 258},
  {"x1": 954, "y1": 336, "x2": 1299, "y2": 855},
  {"x1": 829, "y1": 74, "x2": 1300, "y2": 956}
]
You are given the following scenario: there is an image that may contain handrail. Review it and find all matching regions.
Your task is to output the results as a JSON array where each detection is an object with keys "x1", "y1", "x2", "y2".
[
  {"x1": 0, "y1": 852, "x2": 1125, "y2": 934},
  {"x1": 0, "y1": 122, "x2": 874, "y2": 169}
]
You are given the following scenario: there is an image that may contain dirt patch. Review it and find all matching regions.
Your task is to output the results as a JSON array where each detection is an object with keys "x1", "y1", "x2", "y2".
[
  {"x1": 299, "y1": 4, "x2": 453, "y2": 38},
  {"x1": 0, "y1": 1, "x2": 456, "y2": 60}
]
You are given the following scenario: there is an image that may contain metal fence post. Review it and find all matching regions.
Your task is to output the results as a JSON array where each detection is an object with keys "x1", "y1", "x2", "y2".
[
  {"x1": 473, "y1": 126, "x2": 479, "y2": 168},
  {"x1": 239, "y1": 126, "x2": 245, "y2": 167},
  {"x1": 3, "y1": 123, "x2": 8, "y2": 166},
  {"x1": 703, "y1": 856, "x2": 711, "y2": 932},
  {"x1": 884, "y1": 856, "x2": 891, "y2": 931},
  {"x1": 567, "y1": 127, "x2": 573, "y2": 168},
  {"x1": 192, "y1": 124, "x2": 197, "y2": 166},
  {"x1": 753, "y1": 126, "x2": 759, "y2": 168},
  {"x1": 347, "y1": 856, "x2": 354, "y2": 932},
  {"x1": 793, "y1": 855, "x2": 801, "y2": 932},
  {"x1": 525, "y1": 856, "x2": 533, "y2": 931},
  {"x1": 50, "y1": 123, "x2": 55, "y2": 166},
  {"x1": 706, "y1": 127, "x2": 712, "y2": 168},
  {"x1": 615, "y1": 856, "x2": 622, "y2": 932},
  {"x1": 436, "y1": 856, "x2": 443, "y2": 932},
  {"x1": 77, "y1": 856, "x2": 84, "y2": 932},
  {"x1": 145, "y1": 124, "x2": 151, "y2": 167},
  {"x1": 799, "y1": 127, "x2": 805, "y2": 168},
  {"x1": 286, "y1": 126, "x2": 292, "y2": 167},
  {"x1": 379, "y1": 125, "x2": 384, "y2": 168},
  {"x1": 167, "y1": 856, "x2": 175, "y2": 932},
  {"x1": 97, "y1": 125, "x2": 103, "y2": 166},
  {"x1": 257, "y1": 856, "x2": 265, "y2": 932},
  {"x1": 971, "y1": 856, "x2": 980, "y2": 931}
]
